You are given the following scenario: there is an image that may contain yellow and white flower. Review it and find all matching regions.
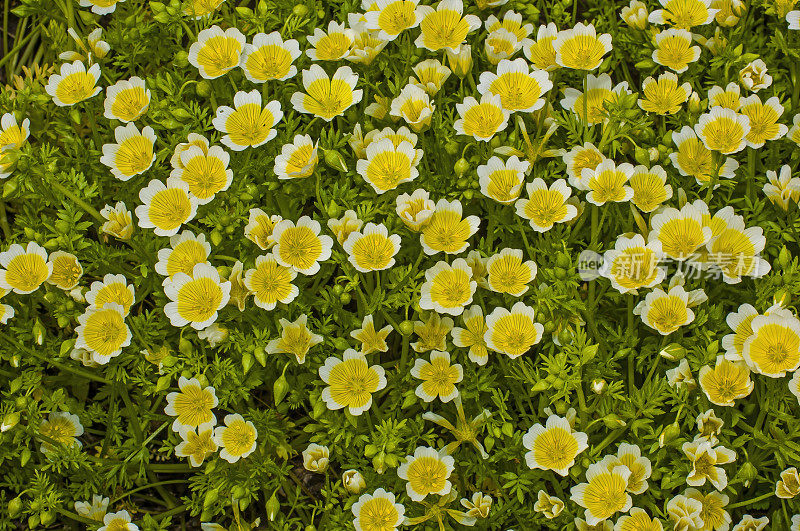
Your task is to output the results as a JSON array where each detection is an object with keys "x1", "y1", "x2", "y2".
[
  {"x1": 86, "y1": 273, "x2": 135, "y2": 315},
  {"x1": 699, "y1": 355, "x2": 754, "y2": 406},
  {"x1": 347, "y1": 15, "x2": 389, "y2": 65},
  {"x1": 485, "y1": 10, "x2": 532, "y2": 40},
  {"x1": 477, "y1": 155, "x2": 528, "y2": 204},
  {"x1": 561, "y1": 73, "x2": 630, "y2": 125},
  {"x1": 600, "y1": 234, "x2": 665, "y2": 294},
  {"x1": 419, "y1": 258, "x2": 476, "y2": 315},
  {"x1": 389, "y1": 83, "x2": 435, "y2": 132},
  {"x1": 652, "y1": 28, "x2": 701, "y2": 73},
  {"x1": 170, "y1": 133, "x2": 210, "y2": 169},
  {"x1": 292, "y1": 65, "x2": 362, "y2": 122},
  {"x1": 580, "y1": 158, "x2": 634, "y2": 206},
  {"x1": 396, "y1": 188, "x2": 435, "y2": 231},
  {"x1": 0, "y1": 296, "x2": 14, "y2": 325},
  {"x1": 356, "y1": 138, "x2": 419, "y2": 194},
  {"x1": 303, "y1": 443, "x2": 330, "y2": 472},
  {"x1": 739, "y1": 95, "x2": 788, "y2": 148},
  {"x1": 411, "y1": 312, "x2": 453, "y2": 352},
  {"x1": 571, "y1": 462, "x2": 632, "y2": 525},
  {"x1": 667, "y1": 494, "x2": 704, "y2": 530},
  {"x1": 451, "y1": 305, "x2": 489, "y2": 365},
  {"x1": 552, "y1": 22, "x2": 612, "y2": 70},
  {"x1": 563, "y1": 142, "x2": 604, "y2": 189},
  {"x1": 397, "y1": 446, "x2": 455, "y2": 501},
  {"x1": 272, "y1": 216, "x2": 333, "y2": 275},
  {"x1": 0, "y1": 113, "x2": 29, "y2": 179},
  {"x1": 171, "y1": 144, "x2": 232, "y2": 204},
  {"x1": 100, "y1": 123, "x2": 156, "y2": 181},
  {"x1": 45, "y1": 60, "x2": 101, "y2": 106},
  {"x1": 515, "y1": 178, "x2": 578, "y2": 232},
  {"x1": 136, "y1": 178, "x2": 198, "y2": 237},
  {"x1": 649, "y1": 201, "x2": 712, "y2": 260},
  {"x1": 0, "y1": 242, "x2": 51, "y2": 294},
  {"x1": 638, "y1": 72, "x2": 692, "y2": 115},
  {"x1": 363, "y1": 0, "x2": 422, "y2": 41},
  {"x1": 484, "y1": 302, "x2": 544, "y2": 358},
  {"x1": 708, "y1": 82, "x2": 742, "y2": 110},
  {"x1": 164, "y1": 376, "x2": 218, "y2": 431},
  {"x1": 352, "y1": 489, "x2": 405, "y2": 531},
  {"x1": 777, "y1": 467, "x2": 800, "y2": 498},
  {"x1": 39, "y1": 411, "x2": 84, "y2": 454},
  {"x1": 75, "y1": 303, "x2": 131, "y2": 364},
  {"x1": 742, "y1": 313, "x2": 800, "y2": 377},
  {"x1": 244, "y1": 254, "x2": 298, "y2": 310},
  {"x1": 486, "y1": 248, "x2": 537, "y2": 296},
  {"x1": 274, "y1": 134, "x2": 318, "y2": 180},
  {"x1": 630, "y1": 165, "x2": 673, "y2": 212},
  {"x1": 351, "y1": 315, "x2": 392, "y2": 355},
  {"x1": 265, "y1": 314, "x2": 323, "y2": 364},
  {"x1": 533, "y1": 491, "x2": 564, "y2": 519},
  {"x1": 306, "y1": 20, "x2": 355, "y2": 61},
  {"x1": 74, "y1": 495, "x2": 109, "y2": 522},
  {"x1": 484, "y1": 28, "x2": 527, "y2": 65},
  {"x1": 212, "y1": 90, "x2": 282, "y2": 151},
  {"x1": 445, "y1": 43, "x2": 473, "y2": 78},
  {"x1": 420, "y1": 199, "x2": 480, "y2": 255},
  {"x1": 411, "y1": 350, "x2": 463, "y2": 402},
  {"x1": 240, "y1": 31, "x2": 300, "y2": 83},
  {"x1": 410, "y1": 58, "x2": 451, "y2": 95},
  {"x1": 704, "y1": 216, "x2": 770, "y2": 284},
  {"x1": 320, "y1": 349, "x2": 386, "y2": 415},
  {"x1": 343, "y1": 222, "x2": 401, "y2": 272},
  {"x1": 523, "y1": 23, "x2": 559, "y2": 71},
  {"x1": 683, "y1": 438, "x2": 736, "y2": 490},
  {"x1": 328, "y1": 210, "x2": 363, "y2": 245},
  {"x1": 183, "y1": 0, "x2": 226, "y2": 18},
  {"x1": 188, "y1": 26, "x2": 245, "y2": 79},
  {"x1": 454, "y1": 93, "x2": 509, "y2": 141},
  {"x1": 477, "y1": 58, "x2": 552, "y2": 114},
  {"x1": 414, "y1": 0, "x2": 480, "y2": 52},
  {"x1": 163, "y1": 263, "x2": 231, "y2": 330},
  {"x1": 764, "y1": 165, "x2": 800, "y2": 210},
  {"x1": 669, "y1": 126, "x2": 739, "y2": 186},
  {"x1": 100, "y1": 202, "x2": 134, "y2": 240},
  {"x1": 523, "y1": 414, "x2": 588, "y2": 475},
  {"x1": 59, "y1": 28, "x2": 109, "y2": 62},
  {"x1": 244, "y1": 209, "x2": 281, "y2": 250},
  {"x1": 213, "y1": 413, "x2": 257, "y2": 463},
  {"x1": 739, "y1": 59, "x2": 772, "y2": 92},
  {"x1": 175, "y1": 425, "x2": 217, "y2": 467},
  {"x1": 611, "y1": 443, "x2": 652, "y2": 495},
  {"x1": 722, "y1": 303, "x2": 765, "y2": 361},
  {"x1": 621, "y1": 1, "x2": 650, "y2": 29},
  {"x1": 103, "y1": 77, "x2": 150, "y2": 123},
  {"x1": 79, "y1": 0, "x2": 125, "y2": 15},
  {"x1": 634, "y1": 285, "x2": 695, "y2": 335},
  {"x1": 615, "y1": 508, "x2": 664, "y2": 530},
  {"x1": 649, "y1": 0, "x2": 718, "y2": 28}
]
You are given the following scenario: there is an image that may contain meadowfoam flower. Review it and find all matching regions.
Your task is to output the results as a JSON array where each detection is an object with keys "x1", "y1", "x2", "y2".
[
  {"x1": 523, "y1": 23, "x2": 559, "y2": 71},
  {"x1": 561, "y1": 73, "x2": 631, "y2": 125},
  {"x1": 412, "y1": 312, "x2": 453, "y2": 352},
  {"x1": 486, "y1": 248, "x2": 536, "y2": 296},
  {"x1": 103, "y1": 77, "x2": 150, "y2": 123},
  {"x1": 265, "y1": 314, "x2": 322, "y2": 364},
  {"x1": 484, "y1": 28, "x2": 527, "y2": 65},
  {"x1": 571, "y1": 462, "x2": 632, "y2": 524},
  {"x1": 239, "y1": 31, "x2": 300, "y2": 83},
  {"x1": 45, "y1": 61, "x2": 101, "y2": 106},
  {"x1": 397, "y1": 446, "x2": 455, "y2": 501},
  {"x1": 270, "y1": 216, "x2": 333, "y2": 275},
  {"x1": 363, "y1": 0, "x2": 421, "y2": 41},
  {"x1": 634, "y1": 286, "x2": 695, "y2": 335},
  {"x1": 39, "y1": 411, "x2": 84, "y2": 453},
  {"x1": 694, "y1": 106, "x2": 751, "y2": 154},
  {"x1": 563, "y1": 142, "x2": 604, "y2": 189},
  {"x1": 454, "y1": 93, "x2": 509, "y2": 142},
  {"x1": 739, "y1": 59, "x2": 772, "y2": 92},
  {"x1": 581, "y1": 159, "x2": 634, "y2": 206},
  {"x1": 699, "y1": 355, "x2": 753, "y2": 406},
  {"x1": 79, "y1": 0, "x2": 125, "y2": 14},
  {"x1": 411, "y1": 350, "x2": 462, "y2": 402},
  {"x1": 684, "y1": 489, "x2": 730, "y2": 531},
  {"x1": 176, "y1": 425, "x2": 217, "y2": 467},
  {"x1": 515, "y1": 178, "x2": 577, "y2": 232},
  {"x1": 213, "y1": 413, "x2": 257, "y2": 463},
  {"x1": 188, "y1": 26, "x2": 245, "y2": 79},
  {"x1": 790, "y1": 10, "x2": 800, "y2": 29},
  {"x1": 343, "y1": 223, "x2": 401, "y2": 272},
  {"x1": 742, "y1": 313, "x2": 800, "y2": 377},
  {"x1": 319, "y1": 349, "x2": 386, "y2": 416},
  {"x1": 86, "y1": 273, "x2": 135, "y2": 315},
  {"x1": 303, "y1": 443, "x2": 330, "y2": 472},
  {"x1": 739, "y1": 95, "x2": 788, "y2": 148},
  {"x1": 477, "y1": 58, "x2": 551, "y2": 115},
  {"x1": 732, "y1": 515, "x2": 769, "y2": 531},
  {"x1": 709, "y1": 82, "x2": 742, "y2": 110},
  {"x1": 135, "y1": 177, "x2": 199, "y2": 237},
  {"x1": 171, "y1": 144, "x2": 232, "y2": 204},
  {"x1": 305, "y1": 20, "x2": 354, "y2": 61},
  {"x1": 0, "y1": 295, "x2": 14, "y2": 325},
  {"x1": 638, "y1": 72, "x2": 692, "y2": 115},
  {"x1": 357, "y1": 138, "x2": 419, "y2": 193},
  {"x1": 683, "y1": 438, "x2": 736, "y2": 490},
  {"x1": 419, "y1": 258, "x2": 475, "y2": 316},
  {"x1": 629, "y1": 165, "x2": 672, "y2": 213},
  {"x1": 669, "y1": 126, "x2": 739, "y2": 186},
  {"x1": 485, "y1": 301, "x2": 544, "y2": 358},
  {"x1": 649, "y1": 0, "x2": 717, "y2": 28},
  {"x1": 164, "y1": 376, "x2": 218, "y2": 431},
  {"x1": 445, "y1": 43, "x2": 473, "y2": 78},
  {"x1": 100, "y1": 202, "x2": 134, "y2": 240},
  {"x1": 0, "y1": 113, "x2": 29, "y2": 178},
  {"x1": 212, "y1": 90, "x2": 282, "y2": 151},
  {"x1": 649, "y1": 201, "x2": 712, "y2": 260},
  {"x1": 292, "y1": 65, "x2": 362, "y2": 121},
  {"x1": 776, "y1": 467, "x2": 800, "y2": 498},
  {"x1": 183, "y1": 0, "x2": 225, "y2": 18},
  {"x1": 351, "y1": 315, "x2": 392, "y2": 355},
  {"x1": 420, "y1": 199, "x2": 480, "y2": 255},
  {"x1": 621, "y1": 1, "x2": 650, "y2": 29},
  {"x1": 764, "y1": 165, "x2": 800, "y2": 210},
  {"x1": 553, "y1": 23, "x2": 612, "y2": 70},
  {"x1": 274, "y1": 134, "x2": 318, "y2": 179},
  {"x1": 667, "y1": 494, "x2": 704, "y2": 530},
  {"x1": 653, "y1": 29, "x2": 701, "y2": 73},
  {"x1": 389, "y1": 83, "x2": 434, "y2": 132},
  {"x1": 397, "y1": 189, "x2": 435, "y2": 231},
  {"x1": 244, "y1": 209, "x2": 281, "y2": 250},
  {"x1": 74, "y1": 495, "x2": 109, "y2": 521},
  {"x1": 328, "y1": 210, "x2": 363, "y2": 245},
  {"x1": 534, "y1": 491, "x2": 564, "y2": 519},
  {"x1": 244, "y1": 254, "x2": 298, "y2": 310},
  {"x1": 346, "y1": 17, "x2": 389, "y2": 65},
  {"x1": 704, "y1": 215, "x2": 770, "y2": 284},
  {"x1": 523, "y1": 415, "x2": 588, "y2": 475},
  {"x1": 611, "y1": 443, "x2": 652, "y2": 495},
  {"x1": 414, "y1": 0, "x2": 480, "y2": 52},
  {"x1": 170, "y1": 133, "x2": 210, "y2": 169},
  {"x1": 600, "y1": 234, "x2": 665, "y2": 294},
  {"x1": 59, "y1": 27, "x2": 109, "y2": 62},
  {"x1": 75, "y1": 303, "x2": 131, "y2": 364},
  {"x1": 451, "y1": 305, "x2": 488, "y2": 365},
  {"x1": 0, "y1": 242, "x2": 51, "y2": 294},
  {"x1": 100, "y1": 123, "x2": 156, "y2": 181},
  {"x1": 98, "y1": 511, "x2": 138, "y2": 531},
  {"x1": 477, "y1": 156, "x2": 527, "y2": 203},
  {"x1": 352, "y1": 488, "x2": 405, "y2": 531},
  {"x1": 409, "y1": 59, "x2": 450, "y2": 95},
  {"x1": 163, "y1": 263, "x2": 230, "y2": 330}
]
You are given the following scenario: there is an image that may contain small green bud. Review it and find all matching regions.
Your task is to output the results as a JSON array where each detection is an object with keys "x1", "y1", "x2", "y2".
[
  {"x1": 3, "y1": 178, "x2": 18, "y2": 198},
  {"x1": 210, "y1": 229, "x2": 223, "y2": 246},
  {"x1": 372, "y1": 451, "x2": 386, "y2": 474},
  {"x1": 40, "y1": 510, "x2": 56, "y2": 526},
  {"x1": 203, "y1": 488, "x2": 219, "y2": 508},
  {"x1": 332, "y1": 284, "x2": 344, "y2": 296},
  {"x1": 196, "y1": 80, "x2": 212, "y2": 97},
  {"x1": 179, "y1": 337, "x2": 193, "y2": 356},
  {"x1": 292, "y1": 3, "x2": 309, "y2": 16},
  {"x1": 156, "y1": 375, "x2": 171, "y2": 392},
  {"x1": 659, "y1": 422, "x2": 680, "y2": 447},
  {"x1": 737, "y1": 461, "x2": 758, "y2": 488},
  {"x1": 242, "y1": 352, "x2": 254, "y2": 373},
  {"x1": 2, "y1": 411, "x2": 20, "y2": 432},
  {"x1": 531, "y1": 379, "x2": 549, "y2": 392},
  {"x1": 266, "y1": 494, "x2": 280, "y2": 521},
  {"x1": 32, "y1": 319, "x2": 45, "y2": 345},
  {"x1": 173, "y1": 50, "x2": 189, "y2": 67},
  {"x1": 339, "y1": 292, "x2": 352, "y2": 305},
  {"x1": 28, "y1": 514, "x2": 39, "y2": 529},
  {"x1": 171, "y1": 108, "x2": 192, "y2": 121},
  {"x1": 501, "y1": 422, "x2": 514, "y2": 437},
  {"x1": 779, "y1": 246, "x2": 792, "y2": 269},
  {"x1": 364, "y1": 444, "x2": 378, "y2": 458},
  {"x1": 660, "y1": 343, "x2": 686, "y2": 361},
  {"x1": 444, "y1": 141, "x2": 459, "y2": 156},
  {"x1": 20, "y1": 447, "x2": 31, "y2": 467},
  {"x1": 273, "y1": 374, "x2": 289, "y2": 405},
  {"x1": 8, "y1": 497, "x2": 23, "y2": 518},
  {"x1": 591, "y1": 378, "x2": 607, "y2": 395},
  {"x1": 602, "y1": 414, "x2": 626, "y2": 429},
  {"x1": 324, "y1": 149, "x2": 348, "y2": 172},
  {"x1": 454, "y1": 157, "x2": 469, "y2": 176}
]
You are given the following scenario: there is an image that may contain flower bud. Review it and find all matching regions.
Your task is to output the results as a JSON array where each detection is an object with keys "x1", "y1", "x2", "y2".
[
  {"x1": 779, "y1": 246, "x2": 792, "y2": 270},
  {"x1": 32, "y1": 319, "x2": 45, "y2": 345},
  {"x1": 196, "y1": 80, "x2": 212, "y2": 97},
  {"x1": 659, "y1": 422, "x2": 680, "y2": 447},
  {"x1": 20, "y1": 447, "x2": 31, "y2": 467},
  {"x1": 242, "y1": 352, "x2": 254, "y2": 373},
  {"x1": 372, "y1": 451, "x2": 386, "y2": 474},
  {"x1": 1, "y1": 411, "x2": 20, "y2": 432},
  {"x1": 590, "y1": 379, "x2": 607, "y2": 395},
  {"x1": 266, "y1": 493, "x2": 280, "y2": 521},
  {"x1": 687, "y1": 91, "x2": 702, "y2": 114},
  {"x1": 446, "y1": 44, "x2": 473, "y2": 78},
  {"x1": 203, "y1": 489, "x2": 219, "y2": 508},
  {"x1": 659, "y1": 343, "x2": 686, "y2": 361},
  {"x1": 273, "y1": 373, "x2": 289, "y2": 405},
  {"x1": 342, "y1": 469, "x2": 366, "y2": 494},
  {"x1": 324, "y1": 149, "x2": 348, "y2": 172},
  {"x1": 398, "y1": 320, "x2": 414, "y2": 336},
  {"x1": 8, "y1": 497, "x2": 22, "y2": 518},
  {"x1": 173, "y1": 50, "x2": 189, "y2": 67},
  {"x1": 737, "y1": 461, "x2": 758, "y2": 488},
  {"x1": 602, "y1": 414, "x2": 626, "y2": 429}
]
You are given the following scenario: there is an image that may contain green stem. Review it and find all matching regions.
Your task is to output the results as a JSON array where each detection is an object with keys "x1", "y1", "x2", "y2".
[
  {"x1": 727, "y1": 492, "x2": 773, "y2": 509},
  {"x1": 48, "y1": 178, "x2": 104, "y2": 222},
  {"x1": 0, "y1": 333, "x2": 111, "y2": 384}
]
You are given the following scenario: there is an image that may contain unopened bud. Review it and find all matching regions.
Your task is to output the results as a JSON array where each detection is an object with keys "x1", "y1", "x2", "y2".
[
  {"x1": 659, "y1": 422, "x2": 680, "y2": 447},
  {"x1": 2, "y1": 411, "x2": 20, "y2": 432},
  {"x1": 660, "y1": 343, "x2": 686, "y2": 361},
  {"x1": 266, "y1": 493, "x2": 280, "y2": 521},
  {"x1": 590, "y1": 379, "x2": 607, "y2": 395},
  {"x1": 323, "y1": 149, "x2": 347, "y2": 172},
  {"x1": 342, "y1": 469, "x2": 366, "y2": 494}
]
